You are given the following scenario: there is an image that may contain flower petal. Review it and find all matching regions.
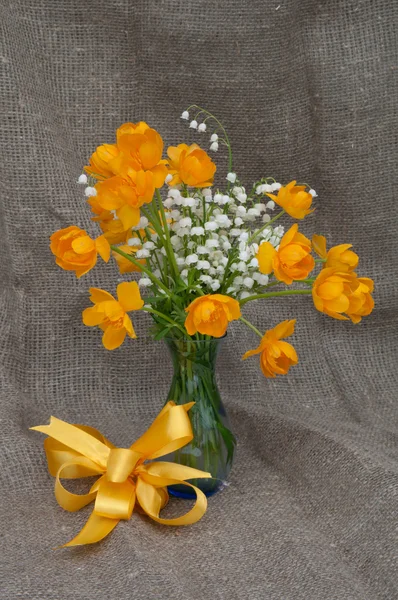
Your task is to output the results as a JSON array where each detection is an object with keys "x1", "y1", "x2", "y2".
[
  {"x1": 257, "y1": 242, "x2": 276, "y2": 275},
  {"x1": 117, "y1": 281, "x2": 144, "y2": 312},
  {"x1": 116, "y1": 204, "x2": 141, "y2": 230},
  {"x1": 270, "y1": 319, "x2": 296, "y2": 340},
  {"x1": 277, "y1": 341, "x2": 298, "y2": 363},
  {"x1": 242, "y1": 344, "x2": 263, "y2": 360},
  {"x1": 102, "y1": 326, "x2": 127, "y2": 350},
  {"x1": 71, "y1": 235, "x2": 95, "y2": 255},
  {"x1": 89, "y1": 288, "x2": 115, "y2": 304},
  {"x1": 82, "y1": 307, "x2": 105, "y2": 326},
  {"x1": 95, "y1": 235, "x2": 111, "y2": 263},
  {"x1": 123, "y1": 314, "x2": 137, "y2": 338}
]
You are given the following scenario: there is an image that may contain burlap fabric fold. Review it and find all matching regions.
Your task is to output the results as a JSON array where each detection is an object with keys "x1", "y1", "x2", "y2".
[{"x1": 1, "y1": 1, "x2": 397, "y2": 598}]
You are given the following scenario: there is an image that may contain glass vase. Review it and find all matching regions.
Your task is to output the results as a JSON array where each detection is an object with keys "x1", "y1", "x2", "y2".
[{"x1": 163, "y1": 336, "x2": 236, "y2": 498}]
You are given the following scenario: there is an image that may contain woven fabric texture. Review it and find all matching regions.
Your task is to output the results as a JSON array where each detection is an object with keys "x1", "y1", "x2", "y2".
[{"x1": 1, "y1": 1, "x2": 397, "y2": 598}]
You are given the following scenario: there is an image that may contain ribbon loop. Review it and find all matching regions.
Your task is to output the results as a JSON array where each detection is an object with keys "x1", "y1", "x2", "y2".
[{"x1": 31, "y1": 401, "x2": 211, "y2": 547}]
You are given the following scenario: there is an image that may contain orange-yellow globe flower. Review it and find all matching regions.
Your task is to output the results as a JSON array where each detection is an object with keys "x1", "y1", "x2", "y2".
[
  {"x1": 85, "y1": 143, "x2": 120, "y2": 180},
  {"x1": 82, "y1": 282, "x2": 144, "y2": 350},
  {"x1": 85, "y1": 122, "x2": 167, "y2": 186},
  {"x1": 185, "y1": 294, "x2": 241, "y2": 338},
  {"x1": 50, "y1": 226, "x2": 110, "y2": 278},
  {"x1": 345, "y1": 276, "x2": 374, "y2": 323},
  {"x1": 257, "y1": 223, "x2": 315, "y2": 284},
  {"x1": 242, "y1": 320, "x2": 298, "y2": 378},
  {"x1": 112, "y1": 244, "x2": 145, "y2": 274},
  {"x1": 266, "y1": 180, "x2": 314, "y2": 219},
  {"x1": 96, "y1": 171, "x2": 155, "y2": 230},
  {"x1": 312, "y1": 268, "x2": 374, "y2": 323},
  {"x1": 167, "y1": 143, "x2": 216, "y2": 188},
  {"x1": 112, "y1": 125, "x2": 168, "y2": 188},
  {"x1": 116, "y1": 121, "x2": 151, "y2": 139},
  {"x1": 312, "y1": 234, "x2": 359, "y2": 272}
]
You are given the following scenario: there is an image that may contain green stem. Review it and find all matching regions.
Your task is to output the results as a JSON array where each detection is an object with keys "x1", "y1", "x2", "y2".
[
  {"x1": 141, "y1": 206, "x2": 166, "y2": 245},
  {"x1": 155, "y1": 189, "x2": 180, "y2": 279},
  {"x1": 239, "y1": 316, "x2": 263, "y2": 338},
  {"x1": 110, "y1": 245, "x2": 172, "y2": 297},
  {"x1": 248, "y1": 210, "x2": 285, "y2": 244},
  {"x1": 239, "y1": 289, "x2": 312, "y2": 307},
  {"x1": 187, "y1": 104, "x2": 233, "y2": 174},
  {"x1": 142, "y1": 307, "x2": 188, "y2": 337},
  {"x1": 262, "y1": 280, "x2": 282, "y2": 289},
  {"x1": 300, "y1": 278, "x2": 316, "y2": 285}
]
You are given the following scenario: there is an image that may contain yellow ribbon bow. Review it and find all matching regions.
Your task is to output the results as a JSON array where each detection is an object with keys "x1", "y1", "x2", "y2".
[{"x1": 31, "y1": 401, "x2": 210, "y2": 547}]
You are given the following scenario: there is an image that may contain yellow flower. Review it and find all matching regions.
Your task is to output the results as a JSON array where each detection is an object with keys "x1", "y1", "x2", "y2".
[
  {"x1": 50, "y1": 226, "x2": 110, "y2": 278},
  {"x1": 82, "y1": 282, "x2": 144, "y2": 350},
  {"x1": 167, "y1": 143, "x2": 216, "y2": 188},
  {"x1": 266, "y1": 180, "x2": 314, "y2": 219},
  {"x1": 346, "y1": 276, "x2": 375, "y2": 323},
  {"x1": 312, "y1": 234, "x2": 359, "y2": 272},
  {"x1": 87, "y1": 196, "x2": 127, "y2": 244},
  {"x1": 242, "y1": 320, "x2": 298, "y2": 378},
  {"x1": 95, "y1": 171, "x2": 155, "y2": 230},
  {"x1": 116, "y1": 121, "x2": 151, "y2": 139},
  {"x1": 85, "y1": 122, "x2": 167, "y2": 186},
  {"x1": 85, "y1": 143, "x2": 120, "y2": 180},
  {"x1": 312, "y1": 268, "x2": 374, "y2": 323},
  {"x1": 112, "y1": 244, "x2": 145, "y2": 274},
  {"x1": 99, "y1": 217, "x2": 132, "y2": 245},
  {"x1": 112, "y1": 125, "x2": 168, "y2": 188},
  {"x1": 185, "y1": 294, "x2": 241, "y2": 337},
  {"x1": 257, "y1": 223, "x2": 315, "y2": 284}
]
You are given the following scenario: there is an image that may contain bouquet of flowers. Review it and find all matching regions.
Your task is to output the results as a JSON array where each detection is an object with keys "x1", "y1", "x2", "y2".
[{"x1": 50, "y1": 105, "x2": 374, "y2": 494}]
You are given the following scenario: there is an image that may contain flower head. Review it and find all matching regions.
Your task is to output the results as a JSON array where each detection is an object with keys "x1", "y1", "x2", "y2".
[
  {"x1": 82, "y1": 282, "x2": 144, "y2": 350},
  {"x1": 95, "y1": 171, "x2": 155, "y2": 230},
  {"x1": 345, "y1": 276, "x2": 375, "y2": 323},
  {"x1": 50, "y1": 226, "x2": 110, "y2": 278},
  {"x1": 312, "y1": 268, "x2": 374, "y2": 323},
  {"x1": 184, "y1": 294, "x2": 241, "y2": 337},
  {"x1": 112, "y1": 124, "x2": 167, "y2": 188},
  {"x1": 312, "y1": 234, "x2": 359, "y2": 272},
  {"x1": 242, "y1": 320, "x2": 298, "y2": 378},
  {"x1": 167, "y1": 143, "x2": 216, "y2": 188},
  {"x1": 112, "y1": 244, "x2": 146, "y2": 274},
  {"x1": 77, "y1": 174, "x2": 88, "y2": 185},
  {"x1": 85, "y1": 143, "x2": 120, "y2": 180},
  {"x1": 266, "y1": 180, "x2": 314, "y2": 219},
  {"x1": 116, "y1": 121, "x2": 150, "y2": 139},
  {"x1": 257, "y1": 223, "x2": 314, "y2": 284}
]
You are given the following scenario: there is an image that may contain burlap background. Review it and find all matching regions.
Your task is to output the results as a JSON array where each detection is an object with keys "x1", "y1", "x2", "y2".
[{"x1": 1, "y1": 0, "x2": 397, "y2": 598}]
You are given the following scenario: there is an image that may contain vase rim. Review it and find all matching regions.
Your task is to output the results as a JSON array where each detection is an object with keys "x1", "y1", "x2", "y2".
[{"x1": 164, "y1": 333, "x2": 227, "y2": 344}]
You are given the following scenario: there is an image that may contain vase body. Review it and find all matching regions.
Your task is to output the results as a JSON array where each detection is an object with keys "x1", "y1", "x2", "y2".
[{"x1": 163, "y1": 337, "x2": 236, "y2": 498}]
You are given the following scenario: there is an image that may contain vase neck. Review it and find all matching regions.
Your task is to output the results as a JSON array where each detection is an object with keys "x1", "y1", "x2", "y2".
[{"x1": 165, "y1": 338, "x2": 223, "y2": 373}]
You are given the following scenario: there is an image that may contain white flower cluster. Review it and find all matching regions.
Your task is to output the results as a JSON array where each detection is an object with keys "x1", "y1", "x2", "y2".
[
  {"x1": 77, "y1": 173, "x2": 98, "y2": 198},
  {"x1": 181, "y1": 110, "x2": 221, "y2": 152},
  {"x1": 134, "y1": 182, "x2": 284, "y2": 298}
]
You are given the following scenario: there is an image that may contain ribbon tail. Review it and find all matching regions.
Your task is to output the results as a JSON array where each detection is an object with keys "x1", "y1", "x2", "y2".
[
  {"x1": 140, "y1": 461, "x2": 211, "y2": 483},
  {"x1": 31, "y1": 417, "x2": 110, "y2": 468},
  {"x1": 130, "y1": 403, "x2": 195, "y2": 459},
  {"x1": 61, "y1": 512, "x2": 119, "y2": 548},
  {"x1": 136, "y1": 477, "x2": 207, "y2": 526}
]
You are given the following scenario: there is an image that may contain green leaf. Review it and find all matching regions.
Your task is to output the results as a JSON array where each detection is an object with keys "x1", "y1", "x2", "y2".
[{"x1": 217, "y1": 422, "x2": 237, "y2": 466}]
